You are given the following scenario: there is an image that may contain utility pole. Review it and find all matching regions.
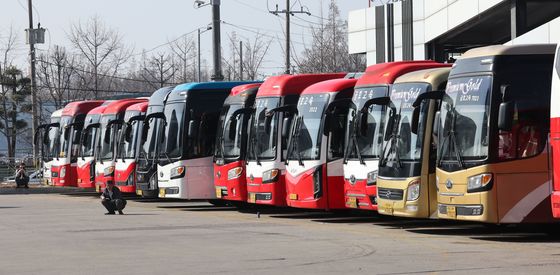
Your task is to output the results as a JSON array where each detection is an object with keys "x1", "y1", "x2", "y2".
[
  {"x1": 239, "y1": 41, "x2": 243, "y2": 80},
  {"x1": 198, "y1": 28, "x2": 201, "y2": 82},
  {"x1": 270, "y1": 1, "x2": 310, "y2": 75},
  {"x1": 211, "y1": 0, "x2": 224, "y2": 81},
  {"x1": 27, "y1": 0, "x2": 39, "y2": 166}
]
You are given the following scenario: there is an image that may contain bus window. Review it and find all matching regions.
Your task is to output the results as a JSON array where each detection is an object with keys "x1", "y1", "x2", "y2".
[{"x1": 328, "y1": 110, "x2": 348, "y2": 160}]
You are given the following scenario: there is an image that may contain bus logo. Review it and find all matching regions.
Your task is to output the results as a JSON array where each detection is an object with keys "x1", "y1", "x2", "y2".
[
  {"x1": 446, "y1": 179, "x2": 453, "y2": 189},
  {"x1": 349, "y1": 175, "x2": 356, "y2": 185},
  {"x1": 250, "y1": 174, "x2": 254, "y2": 182}
]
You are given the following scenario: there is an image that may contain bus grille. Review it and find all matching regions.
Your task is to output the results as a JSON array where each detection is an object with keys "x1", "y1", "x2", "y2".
[{"x1": 377, "y1": 188, "x2": 404, "y2": 200}]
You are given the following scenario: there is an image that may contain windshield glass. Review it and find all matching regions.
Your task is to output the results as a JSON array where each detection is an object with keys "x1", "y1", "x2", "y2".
[
  {"x1": 58, "y1": 116, "x2": 73, "y2": 158},
  {"x1": 382, "y1": 83, "x2": 430, "y2": 162},
  {"x1": 439, "y1": 76, "x2": 491, "y2": 161},
  {"x1": 161, "y1": 103, "x2": 185, "y2": 160},
  {"x1": 80, "y1": 126, "x2": 98, "y2": 157},
  {"x1": 288, "y1": 94, "x2": 329, "y2": 160},
  {"x1": 248, "y1": 97, "x2": 280, "y2": 160},
  {"x1": 347, "y1": 86, "x2": 388, "y2": 159},
  {"x1": 139, "y1": 116, "x2": 164, "y2": 168},
  {"x1": 119, "y1": 120, "x2": 140, "y2": 159},
  {"x1": 45, "y1": 121, "x2": 60, "y2": 161},
  {"x1": 99, "y1": 115, "x2": 118, "y2": 161},
  {"x1": 216, "y1": 104, "x2": 245, "y2": 160}
]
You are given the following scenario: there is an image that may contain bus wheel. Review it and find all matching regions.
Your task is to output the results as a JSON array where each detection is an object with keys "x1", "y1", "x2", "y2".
[{"x1": 208, "y1": 199, "x2": 228, "y2": 207}]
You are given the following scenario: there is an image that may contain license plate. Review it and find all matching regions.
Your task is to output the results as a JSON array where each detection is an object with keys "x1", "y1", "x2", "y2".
[
  {"x1": 248, "y1": 193, "x2": 256, "y2": 203},
  {"x1": 289, "y1": 193, "x2": 298, "y2": 200},
  {"x1": 347, "y1": 197, "x2": 358, "y2": 208},
  {"x1": 215, "y1": 188, "x2": 222, "y2": 198},
  {"x1": 447, "y1": 206, "x2": 457, "y2": 218},
  {"x1": 95, "y1": 185, "x2": 100, "y2": 193},
  {"x1": 159, "y1": 188, "x2": 166, "y2": 198},
  {"x1": 136, "y1": 189, "x2": 143, "y2": 196},
  {"x1": 384, "y1": 203, "x2": 393, "y2": 214}
]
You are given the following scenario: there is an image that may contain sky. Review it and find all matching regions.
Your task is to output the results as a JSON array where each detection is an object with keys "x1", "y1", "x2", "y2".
[{"x1": 0, "y1": 0, "x2": 368, "y2": 75}]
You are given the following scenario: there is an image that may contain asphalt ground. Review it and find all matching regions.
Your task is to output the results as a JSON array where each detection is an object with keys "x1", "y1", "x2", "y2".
[{"x1": 1, "y1": 193, "x2": 560, "y2": 274}]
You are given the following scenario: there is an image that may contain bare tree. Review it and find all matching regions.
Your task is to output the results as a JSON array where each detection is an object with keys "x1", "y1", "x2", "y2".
[
  {"x1": 224, "y1": 32, "x2": 272, "y2": 81},
  {"x1": 140, "y1": 52, "x2": 176, "y2": 89},
  {"x1": 169, "y1": 36, "x2": 196, "y2": 83},
  {"x1": 295, "y1": 0, "x2": 366, "y2": 73},
  {"x1": 68, "y1": 16, "x2": 132, "y2": 98},
  {"x1": 36, "y1": 46, "x2": 78, "y2": 109}
]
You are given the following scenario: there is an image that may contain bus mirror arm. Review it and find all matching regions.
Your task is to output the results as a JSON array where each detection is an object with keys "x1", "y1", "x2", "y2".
[
  {"x1": 412, "y1": 91, "x2": 445, "y2": 108},
  {"x1": 498, "y1": 101, "x2": 515, "y2": 131}
]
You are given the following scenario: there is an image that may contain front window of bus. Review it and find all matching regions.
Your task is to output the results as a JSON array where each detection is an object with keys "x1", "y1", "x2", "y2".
[
  {"x1": 80, "y1": 124, "x2": 98, "y2": 158},
  {"x1": 438, "y1": 76, "x2": 491, "y2": 165},
  {"x1": 46, "y1": 123, "x2": 60, "y2": 161},
  {"x1": 160, "y1": 103, "x2": 185, "y2": 164},
  {"x1": 99, "y1": 115, "x2": 117, "y2": 161},
  {"x1": 248, "y1": 97, "x2": 280, "y2": 161},
  {"x1": 119, "y1": 120, "x2": 140, "y2": 159},
  {"x1": 381, "y1": 83, "x2": 430, "y2": 164},
  {"x1": 346, "y1": 86, "x2": 388, "y2": 161},
  {"x1": 58, "y1": 116, "x2": 73, "y2": 158},
  {"x1": 139, "y1": 117, "x2": 163, "y2": 169},
  {"x1": 215, "y1": 104, "x2": 245, "y2": 162},
  {"x1": 288, "y1": 94, "x2": 329, "y2": 161}
]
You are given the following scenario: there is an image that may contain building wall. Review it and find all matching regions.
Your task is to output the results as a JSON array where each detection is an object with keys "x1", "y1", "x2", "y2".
[{"x1": 348, "y1": 0, "x2": 559, "y2": 65}]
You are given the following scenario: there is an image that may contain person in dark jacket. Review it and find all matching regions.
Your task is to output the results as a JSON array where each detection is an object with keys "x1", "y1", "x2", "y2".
[
  {"x1": 15, "y1": 163, "x2": 29, "y2": 189},
  {"x1": 101, "y1": 181, "x2": 126, "y2": 215}
]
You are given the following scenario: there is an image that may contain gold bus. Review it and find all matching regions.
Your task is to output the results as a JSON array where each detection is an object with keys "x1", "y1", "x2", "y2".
[
  {"x1": 376, "y1": 67, "x2": 451, "y2": 218},
  {"x1": 436, "y1": 44, "x2": 556, "y2": 223}
]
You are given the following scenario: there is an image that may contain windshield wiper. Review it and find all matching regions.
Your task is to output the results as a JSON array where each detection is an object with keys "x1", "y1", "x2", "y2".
[
  {"x1": 380, "y1": 103, "x2": 402, "y2": 168},
  {"x1": 343, "y1": 113, "x2": 365, "y2": 165},
  {"x1": 287, "y1": 116, "x2": 304, "y2": 166},
  {"x1": 437, "y1": 103, "x2": 465, "y2": 169}
]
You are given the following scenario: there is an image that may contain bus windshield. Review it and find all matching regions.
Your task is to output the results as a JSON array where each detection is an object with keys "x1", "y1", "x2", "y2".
[
  {"x1": 288, "y1": 94, "x2": 329, "y2": 161},
  {"x1": 346, "y1": 86, "x2": 387, "y2": 160},
  {"x1": 58, "y1": 116, "x2": 73, "y2": 158},
  {"x1": 46, "y1": 122, "x2": 60, "y2": 161},
  {"x1": 438, "y1": 76, "x2": 491, "y2": 163},
  {"x1": 119, "y1": 120, "x2": 140, "y2": 159},
  {"x1": 382, "y1": 83, "x2": 430, "y2": 163},
  {"x1": 161, "y1": 103, "x2": 185, "y2": 162},
  {"x1": 99, "y1": 115, "x2": 117, "y2": 161},
  {"x1": 80, "y1": 125, "x2": 98, "y2": 157},
  {"x1": 216, "y1": 104, "x2": 245, "y2": 161},
  {"x1": 139, "y1": 116, "x2": 164, "y2": 168},
  {"x1": 248, "y1": 97, "x2": 280, "y2": 161}
]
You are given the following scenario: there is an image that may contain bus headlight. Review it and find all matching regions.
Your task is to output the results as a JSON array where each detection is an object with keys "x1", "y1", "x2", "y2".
[
  {"x1": 366, "y1": 171, "x2": 377, "y2": 186},
  {"x1": 262, "y1": 169, "x2": 279, "y2": 183},
  {"x1": 467, "y1": 173, "x2": 493, "y2": 193},
  {"x1": 406, "y1": 180, "x2": 421, "y2": 201},
  {"x1": 60, "y1": 167, "x2": 66, "y2": 178},
  {"x1": 170, "y1": 166, "x2": 186, "y2": 179},
  {"x1": 313, "y1": 166, "x2": 323, "y2": 199},
  {"x1": 104, "y1": 166, "x2": 115, "y2": 176},
  {"x1": 227, "y1": 167, "x2": 243, "y2": 180}
]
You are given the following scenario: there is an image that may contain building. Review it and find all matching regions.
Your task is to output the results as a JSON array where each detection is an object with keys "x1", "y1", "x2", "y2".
[{"x1": 348, "y1": 0, "x2": 560, "y2": 65}]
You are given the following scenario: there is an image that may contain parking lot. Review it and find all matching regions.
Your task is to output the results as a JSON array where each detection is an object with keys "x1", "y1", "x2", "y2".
[{"x1": 1, "y1": 193, "x2": 560, "y2": 274}]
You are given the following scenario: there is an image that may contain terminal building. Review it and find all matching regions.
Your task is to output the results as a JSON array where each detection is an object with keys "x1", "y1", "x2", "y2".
[{"x1": 348, "y1": 0, "x2": 560, "y2": 65}]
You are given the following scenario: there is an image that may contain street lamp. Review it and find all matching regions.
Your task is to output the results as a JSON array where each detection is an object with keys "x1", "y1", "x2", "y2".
[{"x1": 198, "y1": 24, "x2": 212, "y2": 82}]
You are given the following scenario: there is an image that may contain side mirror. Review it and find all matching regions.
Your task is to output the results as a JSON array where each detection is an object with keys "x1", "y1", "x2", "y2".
[
  {"x1": 359, "y1": 111, "x2": 369, "y2": 137},
  {"x1": 498, "y1": 101, "x2": 515, "y2": 131},
  {"x1": 104, "y1": 126, "x2": 111, "y2": 144},
  {"x1": 282, "y1": 116, "x2": 293, "y2": 138},
  {"x1": 188, "y1": 120, "x2": 199, "y2": 138},
  {"x1": 142, "y1": 123, "x2": 150, "y2": 141},
  {"x1": 411, "y1": 106, "x2": 420, "y2": 134},
  {"x1": 384, "y1": 112, "x2": 395, "y2": 141},
  {"x1": 434, "y1": 111, "x2": 441, "y2": 136},
  {"x1": 72, "y1": 131, "x2": 81, "y2": 144},
  {"x1": 227, "y1": 116, "x2": 238, "y2": 141},
  {"x1": 264, "y1": 113, "x2": 273, "y2": 135},
  {"x1": 124, "y1": 125, "x2": 133, "y2": 142}
]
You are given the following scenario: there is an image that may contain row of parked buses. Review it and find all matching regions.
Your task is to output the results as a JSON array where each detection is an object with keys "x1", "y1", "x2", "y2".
[{"x1": 35, "y1": 43, "x2": 560, "y2": 224}]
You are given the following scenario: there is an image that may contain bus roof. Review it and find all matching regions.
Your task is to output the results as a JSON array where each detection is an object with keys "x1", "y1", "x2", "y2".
[
  {"x1": 126, "y1": 102, "x2": 148, "y2": 113},
  {"x1": 356, "y1": 61, "x2": 448, "y2": 87},
  {"x1": 302, "y1": 78, "x2": 358, "y2": 95},
  {"x1": 148, "y1": 86, "x2": 174, "y2": 107},
  {"x1": 461, "y1": 44, "x2": 557, "y2": 59},
  {"x1": 230, "y1": 83, "x2": 262, "y2": 96},
  {"x1": 102, "y1": 99, "x2": 147, "y2": 115},
  {"x1": 394, "y1": 67, "x2": 452, "y2": 89},
  {"x1": 51, "y1": 109, "x2": 63, "y2": 118},
  {"x1": 172, "y1": 81, "x2": 260, "y2": 92},
  {"x1": 257, "y1": 73, "x2": 346, "y2": 97},
  {"x1": 224, "y1": 83, "x2": 261, "y2": 105},
  {"x1": 61, "y1": 100, "x2": 104, "y2": 116}
]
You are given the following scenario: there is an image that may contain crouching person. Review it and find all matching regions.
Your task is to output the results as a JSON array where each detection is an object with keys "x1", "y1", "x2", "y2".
[{"x1": 101, "y1": 181, "x2": 126, "y2": 215}]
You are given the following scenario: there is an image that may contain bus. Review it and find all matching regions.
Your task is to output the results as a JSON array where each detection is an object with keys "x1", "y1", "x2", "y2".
[
  {"x1": 95, "y1": 99, "x2": 147, "y2": 192},
  {"x1": 36, "y1": 109, "x2": 63, "y2": 185},
  {"x1": 343, "y1": 61, "x2": 448, "y2": 210},
  {"x1": 77, "y1": 104, "x2": 108, "y2": 189},
  {"x1": 246, "y1": 74, "x2": 345, "y2": 206},
  {"x1": 553, "y1": 43, "x2": 560, "y2": 218},
  {"x1": 436, "y1": 44, "x2": 556, "y2": 223},
  {"x1": 157, "y1": 82, "x2": 258, "y2": 199},
  {"x1": 214, "y1": 83, "x2": 261, "y2": 204},
  {"x1": 284, "y1": 78, "x2": 357, "y2": 210},
  {"x1": 136, "y1": 87, "x2": 174, "y2": 198},
  {"x1": 51, "y1": 101, "x2": 104, "y2": 186},
  {"x1": 375, "y1": 67, "x2": 451, "y2": 218},
  {"x1": 114, "y1": 102, "x2": 149, "y2": 193}
]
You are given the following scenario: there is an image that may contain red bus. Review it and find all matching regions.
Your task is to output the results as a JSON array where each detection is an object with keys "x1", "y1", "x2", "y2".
[
  {"x1": 95, "y1": 99, "x2": 147, "y2": 192},
  {"x1": 342, "y1": 61, "x2": 448, "y2": 210},
  {"x1": 114, "y1": 102, "x2": 149, "y2": 193},
  {"x1": 214, "y1": 83, "x2": 261, "y2": 203},
  {"x1": 550, "y1": 44, "x2": 560, "y2": 218},
  {"x1": 51, "y1": 101, "x2": 104, "y2": 186},
  {"x1": 285, "y1": 78, "x2": 357, "y2": 210},
  {"x1": 77, "y1": 105, "x2": 109, "y2": 188},
  {"x1": 245, "y1": 74, "x2": 345, "y2": 206}
]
